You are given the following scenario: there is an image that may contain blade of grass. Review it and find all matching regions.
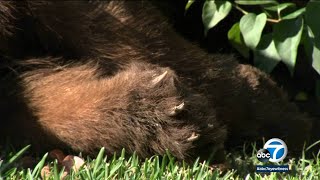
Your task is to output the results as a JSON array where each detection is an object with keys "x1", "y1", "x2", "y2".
[
  {"x1": 0, "y1": 145, "x2": 30, "y2": 173},
  {"x1": 93, "y1": 147, "x2": 105, "y2": 176},
  {"x1": 31, "y1": 152, "x2": 48, "y2": 177}
]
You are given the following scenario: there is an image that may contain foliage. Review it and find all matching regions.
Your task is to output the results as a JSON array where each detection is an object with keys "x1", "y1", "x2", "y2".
[
  {"x1": 186, "y1": 0, "x2": 320, "y2": 76},
  {"x1": 1, "y1": 145, "x2": 320, "y2": 179}
]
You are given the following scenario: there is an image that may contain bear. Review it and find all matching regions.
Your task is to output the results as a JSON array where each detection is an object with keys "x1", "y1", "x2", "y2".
[{"x1": 0, "y1": 0, "x2": 313, "y2": 162}]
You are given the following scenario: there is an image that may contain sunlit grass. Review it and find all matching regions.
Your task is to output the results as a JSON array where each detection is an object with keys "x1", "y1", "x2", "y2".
[{"x1": 0, "y1": 144, "x2": 319, "y2": 179}]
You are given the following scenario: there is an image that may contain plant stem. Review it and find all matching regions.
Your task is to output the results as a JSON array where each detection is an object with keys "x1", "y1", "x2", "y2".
[
  {"x1": 232, "y1": 3, "x2": 281, "y2": 23},
  {"x1": 232, "y1": 4, "x2": 249, "y2": 15}
]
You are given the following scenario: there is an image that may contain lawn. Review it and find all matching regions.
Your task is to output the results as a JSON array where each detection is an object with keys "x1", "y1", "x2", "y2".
[{"x1": 0, "y1": 144, "x2": 319, "y2": 179}]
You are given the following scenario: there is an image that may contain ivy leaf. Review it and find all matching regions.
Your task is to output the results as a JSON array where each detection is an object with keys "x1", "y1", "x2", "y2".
[
  {"x1": 202, "y1": 0, "x2": 232, "y2": 34},
  {"x1": 302, "y1": 25, "x2": 314, "y2": 64},
  {"x1": 305, "y1": 0, "x2": 320, "y2": 74},
  {"x1": 235, "y1": 0, "x2": 278, "y2": 5},
  {"x1": 311, "y1": 40, "x2": 320, "y2": 75},
  {"x1": 305, "y1": 1, "x2": 320, "y2": 38},
  {"x1": 263, "y1": 3, "x2": 296, "y2": 12},
  {"x1": 282, "y1": 8, "x2": 306, "y2": 20},
  {"x1": 302, "y1": 25, "x2": 320, "y2": 75},
  {"x1": 240, "y1": 13, "x2": 267, "y2": 49},
  {"x1": 316, "y1": 80, "x2": 320, "y2": 100},
  {"x1": 254, "y1": 33, "x2": 281, "y2": 73},
  {"x1": 228, "y1": 22, "x2": 250, "y2": 58},
  {"x1": 273, "y1": 17, "x2": 303, "y2": 75}
]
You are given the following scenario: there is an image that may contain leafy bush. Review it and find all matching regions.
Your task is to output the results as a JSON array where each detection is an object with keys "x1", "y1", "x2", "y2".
[{"x1": 186, "y1": 0, "x2": 320, "y2": 76}]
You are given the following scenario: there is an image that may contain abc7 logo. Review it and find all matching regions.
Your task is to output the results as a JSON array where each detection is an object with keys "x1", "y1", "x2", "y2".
[{"x1": 256, "y1": 138, "x2": 288, "y2": 163}]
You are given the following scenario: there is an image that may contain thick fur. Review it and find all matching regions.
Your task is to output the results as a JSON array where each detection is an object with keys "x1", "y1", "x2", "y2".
[{"x1": 0, "y1": 1, "x2": 312, "y2": 161}]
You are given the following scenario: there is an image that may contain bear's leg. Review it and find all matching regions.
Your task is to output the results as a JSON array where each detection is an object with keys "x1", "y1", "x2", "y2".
[
  {"x1": 17, "y1": 58, "x2": 227, "y2": 161},
  {"x1": 231, "y1": 64, "x2": 312, "y2": 153},
  {"x1": 103, "y1": 1, "x2": 312, "y2": 152}
]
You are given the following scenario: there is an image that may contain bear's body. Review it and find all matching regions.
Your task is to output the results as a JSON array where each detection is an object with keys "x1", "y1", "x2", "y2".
[{"x1": 0, "y1": 1, "x2": 312, "y2": 161}]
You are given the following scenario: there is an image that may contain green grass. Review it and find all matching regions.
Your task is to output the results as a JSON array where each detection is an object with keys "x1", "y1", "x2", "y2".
[{"x1": 0, "y1": 144, "x2": 320, "y2": 179}]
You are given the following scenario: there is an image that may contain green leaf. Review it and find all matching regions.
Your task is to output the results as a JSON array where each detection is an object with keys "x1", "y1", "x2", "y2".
[
  {"x1": 311, "y1": 39, "x2": 320, "y2": 75},
  {"x1": 302, "y1": 25, "x2": 314, "y2": 64},
  {"x1": 305, "y1": 1, "x2": 320, "y2": 38},
  {"x1": 240, "y1": 13, "x2": 267, "y2": 49},
  {"x1": 235, "y1": 0, "x2": 278, "y2": 5},
  {"x1": 263, "y1": 3, "x2": 296, "y2": 12},
  {"x1": 228, "y1": 22, "x2": 250, "y2": 58},
  {"x1": 254, "y1": 33, "x2": 281, "y2": 73},
  {"x1": 273, "y1": 17, "x2": 303, "y2": 75},
  {"x1": 202, "y1": 0, "x2": 232, "y2": 34},
  {"x1": 282, "y1": 8, "x2": 306, "y2": 20},
  {"x1": 316, "y1": 80, "x2": 320, "y2": 99},
  {"x1": 305, "y1": 1, "x2": 320, "y2": 74},
  {"x1": 185, "y1": 0, "x2": 195, "y2": 12}
]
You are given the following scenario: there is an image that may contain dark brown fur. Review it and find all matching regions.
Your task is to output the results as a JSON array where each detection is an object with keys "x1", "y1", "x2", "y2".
[
  {"x1": 0, "y1": 1, "x2": 313, "y2": 161},
  {"x1": 18, "y1": 60, "x2": 226, "y2": 160}
]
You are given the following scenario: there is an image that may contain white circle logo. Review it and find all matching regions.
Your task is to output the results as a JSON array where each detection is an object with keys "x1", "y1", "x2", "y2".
[{"x1": 263, "y1": 138, "x2": 287, "y2": 163}]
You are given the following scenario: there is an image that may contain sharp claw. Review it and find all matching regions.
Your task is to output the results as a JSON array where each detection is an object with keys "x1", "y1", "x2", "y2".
[
  {"x1": 175, "y1": 102, "x2": 184, "y2": 110},
  {"x1": 152, "y1": 71, "x2": 168, "y2": 85},
  {"x1": 168, "y1": 102, "x2": 185, "y2": 116},
  {"x1": 187, "y1": 132, "x2": 200, "y2": 142}
]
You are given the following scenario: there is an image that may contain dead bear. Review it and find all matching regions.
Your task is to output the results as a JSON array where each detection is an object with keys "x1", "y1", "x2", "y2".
[{"x1": 0, "y1": 1, "x2": 313, "y2": 161}]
